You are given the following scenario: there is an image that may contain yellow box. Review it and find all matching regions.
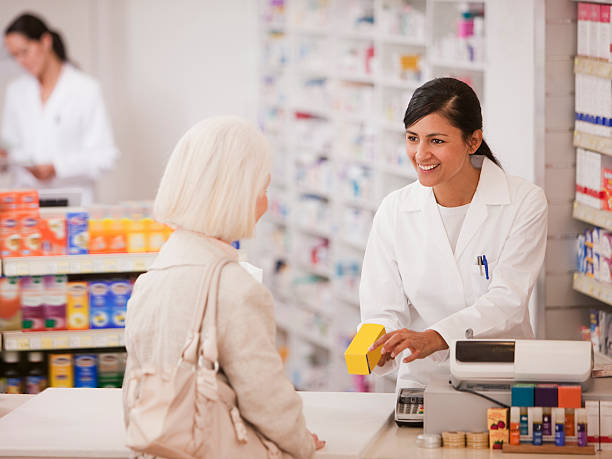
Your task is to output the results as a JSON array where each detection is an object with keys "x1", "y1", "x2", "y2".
[
  {"x1": 49, "y1": 353, "x2": 74, "y2": 387},
  {"x1": 487, "y1": 407, "x2": 509, "y2": 450},
  {"x1": 67, "y1": 281, "x2": 89, "y2": 330},
  {"x1": 344, "y1": 324, "x2": 386, "y2": 375}
]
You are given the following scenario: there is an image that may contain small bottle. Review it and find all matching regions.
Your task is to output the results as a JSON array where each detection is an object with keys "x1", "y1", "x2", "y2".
[
  {"x1": 542, "y1": 407, "x2": 552, "y2": 436},
  {"x1": 554, "y1": 408, "x2": 565, "y2": 446},
  {"x1": 510, "y1": 407, "x2": 521, "y2": 445},
  {"x1": 25, "y1": 351, "x2": 47, "y2": 394},
  {"x1": 565, "y1": 408, "x2": 575, "y2": 437},
  {"x1": 520, "y1": 407, "x2": 529, "y2": 436},
  {"x1": 576, "y1": 408, "x2": 588, "y2": 447},
  {"x1": 3, "y1": 351, "x2": 22, "y2": 394},
  {"x1": 532, "y1": 407, "x2": 543, "y2": 445}
]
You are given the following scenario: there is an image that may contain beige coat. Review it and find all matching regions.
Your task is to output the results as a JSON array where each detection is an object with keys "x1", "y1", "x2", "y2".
[{"x1": 123, "y1": 230, "x2": 315, "y2": 459}]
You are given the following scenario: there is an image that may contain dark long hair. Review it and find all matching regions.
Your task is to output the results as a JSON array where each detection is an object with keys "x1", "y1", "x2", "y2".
[
  {"x1": 403, "y1": 77, "x2": 501, "y2": 168},
  {"x1": 5, "y1": 13, "x2": 68, "y2": 62}
]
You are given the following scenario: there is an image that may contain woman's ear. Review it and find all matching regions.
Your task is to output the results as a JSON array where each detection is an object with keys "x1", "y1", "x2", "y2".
[
  {"x1": 469, "y1": 129, "x2": 483, "y2": 154},
  {"x1": 40, "y1": 32, "x2": 53, "y2": 52}
]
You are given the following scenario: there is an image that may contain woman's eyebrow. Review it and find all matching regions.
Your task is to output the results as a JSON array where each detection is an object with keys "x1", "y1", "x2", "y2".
[{"x1": 405, "y1": 130, "x2": 450, "y2": 137}]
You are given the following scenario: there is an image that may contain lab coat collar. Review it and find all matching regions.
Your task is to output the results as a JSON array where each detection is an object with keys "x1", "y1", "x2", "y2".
[
  {"x1": 399, "y1": 156, "x2": 510, "y2": 212},
  {"x1": 149, "y1": 229, "x2": 238, "y2": 270}
]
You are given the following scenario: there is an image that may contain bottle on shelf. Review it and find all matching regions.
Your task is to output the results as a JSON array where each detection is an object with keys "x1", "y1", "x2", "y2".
[
  {"x1": 25, "y1": 351, "x2": 47, "y2": 394},
  {"x1": 4, "y1": 351, "x2": 22, "y2": 394}
]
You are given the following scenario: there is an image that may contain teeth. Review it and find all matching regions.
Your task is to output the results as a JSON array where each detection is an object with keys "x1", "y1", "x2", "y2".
[{"x1": 419, "y1": 164, "x2": 439, "y2": 171}]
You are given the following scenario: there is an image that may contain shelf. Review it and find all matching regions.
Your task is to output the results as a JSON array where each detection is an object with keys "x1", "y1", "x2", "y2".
[
  {"x1": 291, "y1": 105, "x2": 332, "y2": 119},
  {"x1": 430, "y1": 57, "x2": 486, "y2": 71},
  {"x1": 295, "y1": 223, "x2": 332, "y2": 239},
  {"x1": 378, "y1": 34, "x2": 426, "y2": 47},
  {"x1": 573, "y1": 272, "x2": 612, "y2": 307},
  {"x1": 339, "y1": 196, "x2": 378, "y2": 211},
  {"x1": 2, "y1": 253, "x2": 158, "y2": 277},
  {"x1": 377, "y1": 77, "x2": 421, "y2": 91},
  {"x1": 335, "y1": 30, "x2": 375, "y2": 41},
  {"x1": 335, "y1": 236, "x2": 367, "y2": 252},
  {"x1": 573, "y1": 130, "x2": 612, "y2": 157},
  {"x1": 265, "y1": 214, "x2": 289, "y2": 227},
  {"x1": 275, "y1": 309, "x2": 334, "y2": 352},
  {"x1": 595, "y1": 350, "x2": 612, "y2": 366},
  {"x1": 574, "y1": 56, "x2": 612, "y2": 79},
  {"x1": 335, "y1": 289, "x2": 360, "y2": 307},
  {"x1": 296, "y1": 186, "x2": 332, "y2": 200},
  {"x1": 379, "y1": 120, "x2": 405, "y2": 133},
  {"x1": 296, "y1": 261, "x2": 333, "y2": 279},
  {"x1": 293, "y1": 25, "x2": 330, "y2": 36},
  {"x1": 334, "y1": 72, "x2": 376, "y2": 85},
  {"x1": 377, "y1": 162, "x2": 417, "y2": 180},
  {"x1": 572, "y1": 200, "x2": 612, "y2": 231},
  {"x1": 2, "y1": 329, "x2": 124, "y2": 351}
]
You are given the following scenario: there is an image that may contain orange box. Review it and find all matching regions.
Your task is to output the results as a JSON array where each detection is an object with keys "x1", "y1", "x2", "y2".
[
  {"x1": 16, "y1": 190, "x2": 38, "y2": 210},
  {"x1": 558, "y1": 385, "x2": 582, "y2": 408},
  {"x1": 0, "y1": 191, "x2": 17, "y2": 212},
  {"x1": 105, "y1": 218, "x2": 128, "y2": 253},
  {"x1": 40, "y1": 210, "x2": 67, "y2": 256},
  {"x1": 18, "y1": 211, "x2": 42, "y2": 256},
  {"x1": 0, "y1": 212, "x2": 20, "y2": 257},
  {"x1": 127, "y1": 218, "x2": 147, "y2": 253},
  {"x1": 88, "y1": 218, "x2": 108, "y2": 254}
]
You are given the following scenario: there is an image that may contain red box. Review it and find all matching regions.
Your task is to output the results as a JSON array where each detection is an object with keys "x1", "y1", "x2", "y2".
[
  {"x1": 18, "y1": 211, "x2": 42, "y2": 257},
  {"x1": 0, "y1": 191, "x2": 17, "y2": 212},
  {"x1": 558, "y1": 385, "x2": 582, "y2": 408},
  {"x1": 16, "y1": 190, "x2": 38, "y2": 210}
]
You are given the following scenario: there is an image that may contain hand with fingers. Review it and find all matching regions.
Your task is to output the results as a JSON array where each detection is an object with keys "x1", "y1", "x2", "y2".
[
  {"x1": 311, "y1": 432, "x2": 326, "y2": 450},
  {"x1": 369, "y1": 329, "x2": 448, "y2": 365}
]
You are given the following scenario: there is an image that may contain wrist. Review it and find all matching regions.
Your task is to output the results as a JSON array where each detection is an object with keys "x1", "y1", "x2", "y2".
[{"x1": 426, "y1": 329, "x2": 448, "y2": 351}]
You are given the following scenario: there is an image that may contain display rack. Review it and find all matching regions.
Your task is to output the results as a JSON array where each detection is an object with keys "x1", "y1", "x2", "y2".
[
  {"x1": 573, "y1": 272, "x2": 612, "y2": 308},
  {"x1": 573, "y1": 130, "x2": 612, "y2": 157},
  {"x1": 1, "y1": 253, "x2": 158, "y2": 277},
  {"x1": 256, "y1": 0, "x2": 488, "y2": 392},
  {"x1": 573, "y1": 201, "x2": 612, "y2": 231},
  {"x1": 2, "y1": 329, "x2": 124, "y2": 352}
]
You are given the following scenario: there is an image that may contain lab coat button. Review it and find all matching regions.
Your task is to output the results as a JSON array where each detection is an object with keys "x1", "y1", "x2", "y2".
[{"x1": 465, "y1": 328, "x2": 474, "y2": 339}]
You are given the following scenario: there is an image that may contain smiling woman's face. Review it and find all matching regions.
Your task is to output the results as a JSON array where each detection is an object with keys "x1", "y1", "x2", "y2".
[{"x1": 405, "y1": 112, "x2": 478, "y2": 189}]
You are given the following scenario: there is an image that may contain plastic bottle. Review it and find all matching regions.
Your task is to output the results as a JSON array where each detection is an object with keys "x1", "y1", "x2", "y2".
[
  {"x1": 554, "y1": 407, "x2": 565, "y2": 446},
  {"x1": 25, "y1": 351, "x2": 47, "y2": 394},
  {"x1": 532, "y1": 407, "x2": 543, "y2": 445},
  {"x1": 4, "y1": 351, "x2": 22, "y2": 394},
  {"x1": 510, "y1": 406, "x2": 521, "y2": 445},
  {"x1": 576, "y1": 408, "x2": 588, "y2": 447}
]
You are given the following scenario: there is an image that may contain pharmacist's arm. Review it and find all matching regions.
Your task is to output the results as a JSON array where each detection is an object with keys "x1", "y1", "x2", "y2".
[
  {"x1": 53, "y1": 83, "x2": 118, "y2": 181},
  {"x1": 359, "y1": 196, "x2": 411, "y2": 375},
  {"x1": 217, "y1": 268, "x2": 315, "y2": 459},
  {"x1": 429, "y1": 188, "x2": 548, "y2": 344}
]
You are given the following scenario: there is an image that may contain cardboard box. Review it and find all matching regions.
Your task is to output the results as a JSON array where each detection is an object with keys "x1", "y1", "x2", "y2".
[
  {"x1": 66, "y1": 211, "x2": 89, "y2": 255},
  {"x1": 344, "y1": 323, "x2": 386, "y2": 375},
  {"x1": 67, "y1": 281, "x2": 89, "y2": 330},
  {"x1": 49, "y1": 354, "x2": 73, "y2": 388},
  {"x1": 89, "y1": 281, "x2": 111, "y2": 329},
  {"x1": 488, "y1": 407, "x2": 509, "y2": 450}
]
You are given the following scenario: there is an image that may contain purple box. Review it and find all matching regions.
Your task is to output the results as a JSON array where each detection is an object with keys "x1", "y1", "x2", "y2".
[{"x1": 535, "y1": 384, "x2": 559, "y2": 407}]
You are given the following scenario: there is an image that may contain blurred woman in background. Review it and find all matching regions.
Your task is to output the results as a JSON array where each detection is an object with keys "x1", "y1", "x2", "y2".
[{"x1": 1, "y1": 13, "x2": 117, "y2": 204}]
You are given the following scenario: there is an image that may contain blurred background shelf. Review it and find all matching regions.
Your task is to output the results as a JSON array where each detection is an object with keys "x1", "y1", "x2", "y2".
[{"x1": 2, "y1": 329, "x2": 125, "y2": 352}]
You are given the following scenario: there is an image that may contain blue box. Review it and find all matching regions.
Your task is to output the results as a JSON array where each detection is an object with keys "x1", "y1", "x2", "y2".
[
  {"x1": 107, "y1": 280, "x2": 132, "y2": 328},
  {"x1": 512, "y1": 383, "x2": 535, "y2": 407},
  {"x1": 66, "y1": 212, "x2": 89, "y2": 255},
  {"x1": 74, "y1": 354, "x2": 98, "y2": 388},
  {"x1": 89, "y1": 281, "x2": 111, "y2": 329}
]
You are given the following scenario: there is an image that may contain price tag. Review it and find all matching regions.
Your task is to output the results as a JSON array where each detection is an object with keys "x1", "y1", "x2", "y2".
[
  {"x1": 94, "y1": 334, "x2": 106, "y2": 347},
  {"x1": 55, "y1": 336, "x2": 69, "y2": 349},
  {"x1": 69, "y1": 335, "x2": 81, "y2": 348},
  {"x1": 5, "y1": 339, "x2": 17, "y2": 351},
  {"x1": 80, "y1": 261, "x2": 94, "y2": 273},
  {"x1": 16, "y1": 263, "x2": 29, "y2": 276},
  {"x1": 104, "y1": 259, "x2": 118, "y2": 272},
  {"x1": 57, "y1": 261, "x2": 70, "y2": 273},
  {"x1": 17, "y1": 337, "x2": 30, "y2": 350},
  {"x1": 29, "y1": 337, "x2": 42, "y2": 349},
  {"x1": 92, "y1": 259, "x2": 105, "y2": 272},
  {"x1": 41, "y1": 337, "x2": 53, "y2": 349},
  {"x1": 107, "y1": 334, "x2": 121, "y2": 347},
  {"x1": 133, "y1": 259, "x2": 147, "y2": 271},
  {"x1": 118, "y1": 258, "x2": 131, "y2": 272},
  {"x1": 45, "y1": 262, "x2": 58, "y2": 274},
  {"x1": 80, "y1": 335, "x2": 93, "y2": 348},
  {"x1": 69, "y1": 262, "x2": 81, "y2": 274}
]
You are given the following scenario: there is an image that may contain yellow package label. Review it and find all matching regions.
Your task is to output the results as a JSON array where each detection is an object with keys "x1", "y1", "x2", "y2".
[
  {"x1": 67, "y1": 282, "x2": 89, "y2": 330},
  {"x1": 344, "y1": 323, "x2": 386, "y2": 375},
  {"x1": 487, "y1": 407, "x2": 509, "y2": 450},
  {"x1": 49, "y1": 353, "x2": 74, "y2": 387}
]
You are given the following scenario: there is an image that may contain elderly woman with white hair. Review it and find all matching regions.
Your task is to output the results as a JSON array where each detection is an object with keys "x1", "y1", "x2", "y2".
[{"x1": 122, "y1": 116, "x2": 324, "y2": 458}]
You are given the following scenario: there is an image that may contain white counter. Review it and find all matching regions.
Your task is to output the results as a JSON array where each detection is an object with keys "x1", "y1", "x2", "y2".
[{"x1": 0, "y1": 389, "x2": 606, "y2": 459}]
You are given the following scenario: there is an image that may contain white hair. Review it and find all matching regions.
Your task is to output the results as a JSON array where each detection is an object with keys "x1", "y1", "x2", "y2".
[{"x1": 153, "y1": 116, "x2": 271, "y2": 241}]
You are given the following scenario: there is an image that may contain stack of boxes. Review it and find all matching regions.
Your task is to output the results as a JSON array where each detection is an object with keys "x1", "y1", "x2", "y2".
[
  {"x1": 575, "y1": 151, "x2": 612, "y2": 210},
  {"x1": 48, "y1": 352, "x2": 126, "y2": 388},
  {"x1": 577, "y1": 227, "x2": 612, "y2": 282}
]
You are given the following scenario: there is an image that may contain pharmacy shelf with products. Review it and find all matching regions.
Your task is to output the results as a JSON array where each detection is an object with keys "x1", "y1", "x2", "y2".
[
  {"x1": 0, "y1": 190, "x2": 172, "y2": 394},
  {"x1": 255, "y1": 0, "x2": 487, "y2": 393},
  {"x1": 572, "y1": 2, "x2": 612, "y2": 367}
]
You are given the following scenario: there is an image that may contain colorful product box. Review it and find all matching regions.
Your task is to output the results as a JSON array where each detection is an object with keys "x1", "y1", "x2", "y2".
[
  {"x1": 66, "y1": 211, "x2": 89, "y2": 255},
  {"x1": 49, "y1": 354, "x2": 74, "y2": 388},
  {"x1": 16, "y1": 190, "x2": 38, "y2": 209},
  {"x1": 98, "y1": 353, "x2": 124, "y2": 388},
  {"x1": 586, "y1": 400, "x2": 600, "y2": 445},
  {"x1": 127, "y1": 218, "x2": 147, "y2": 253},
  {"x1": 89, "y1": 281, "x2": 111, "y2": 329},
  {"x1": 74, "y1": 354, "x2": 98, "y2": 388},
  {"x1": 0, "y1": 277, "x2": 21, "y2": 331},
  {"x1": 0, "y1": 213, "x2": 20, "y2": 257},
  {"x1": 67, "y1": 282, "x2": 90, "y2": 330},
  {"x1": 20, "y1": 276, "x2": 45, "y2": 331},
  {"x1": 40, "y1": 210, "x2": 67, "y2": 256},
  {"x1": 0, "y1": 191, "x2": 17, "y2": 212},
  {"x1": 602, "y1": 401, "x2": 612, "y2": 450},
  {"x1": 344, "y1": 323, "x2": 386, "y2": 375},
  {"x1": 43, "y1": 275, "x2": 67, "y2": 330},
  {"x1": 488, "y1": 407, "x2": 509, "y2": 450},
  {"x1": 107, "y1": 280, "x2": 132, "y2": 328},
  {"x1": 147, "y1": 219, "x2": 166, "y2": 252}
]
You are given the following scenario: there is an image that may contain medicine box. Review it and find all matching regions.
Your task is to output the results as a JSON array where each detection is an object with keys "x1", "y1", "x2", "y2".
[
  {"x1": 487, "y1": 407, "x2": 509, "y2": 450},
  {"x1": 107, "y1": 280, "x2": 132, "y2": 328},
  {"x1": 89, "y1": 281, "x2": 111, "y2": 329},
  {"x1": 344, "y1": 323, "x2": 386, "y2": 375},
  {"x1": 49, "y1": 353, "x2": 74, "y2": 388},
  {"x1": 74, "y1": 354, "x2": 98, "y2": 388},
  {"x1": 66, "y1": 211, "x2": 89, "y2": 255},
  {"x1": 67, "y1": 282, "x2": 89, "y2": 330}
]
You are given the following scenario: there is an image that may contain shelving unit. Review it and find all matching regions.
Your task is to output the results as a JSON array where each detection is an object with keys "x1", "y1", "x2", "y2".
[
  {"x1": 573, "y1": 201, "x2": 612, "y2": 231},
  {"x1": 573, "y1": 130, "x2": 612, "y2": 157},
  {"x1": 256, "y1": 0, "x2": 487, "y2": 392},
  {"x1": 1, "y1": 253, "x2": 158, "y2": 277},
  {"x1": 573, "y1": 272, "x2": 612, "y2": 307},
  {"x1": 2, "y1": 329, "x2": 124, "y2": 352}
]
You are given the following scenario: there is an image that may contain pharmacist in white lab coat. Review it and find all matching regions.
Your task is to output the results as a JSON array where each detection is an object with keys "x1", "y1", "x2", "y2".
[
  {"x1": 1, "y1": 13, "x2": 118, "y2": 205},
  {"x1": 360, "y1": 77, "x2": 548, "y2": 389}
]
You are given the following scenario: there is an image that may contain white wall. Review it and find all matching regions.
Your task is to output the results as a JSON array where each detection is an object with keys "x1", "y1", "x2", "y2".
[{"x1": 0, "y1": 0, "x2": 258, "y2": 203}]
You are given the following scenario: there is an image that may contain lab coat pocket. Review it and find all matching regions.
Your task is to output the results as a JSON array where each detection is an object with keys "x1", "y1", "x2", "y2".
[{"x1": 471, "y1": 261, "x2": 496, "y2": 297}]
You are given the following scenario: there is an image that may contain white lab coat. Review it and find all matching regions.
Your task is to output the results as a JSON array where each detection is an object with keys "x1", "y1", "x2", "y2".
[
  {"x1": 1, "y1": 64, "x2": 118, "y2": 205},
  {"x1": 359, "y1": 156, "x2": 548, "y2": 389}
]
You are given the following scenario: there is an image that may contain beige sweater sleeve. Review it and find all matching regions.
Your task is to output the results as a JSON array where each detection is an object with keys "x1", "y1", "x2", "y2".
[{"x1": 217, "y1": 265, "x2": 315, "y2": 459}]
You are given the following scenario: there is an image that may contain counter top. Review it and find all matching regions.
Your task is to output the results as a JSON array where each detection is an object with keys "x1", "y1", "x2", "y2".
[{"x1": 0, "y1": 389, "x2": 607, "y2": 458}]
